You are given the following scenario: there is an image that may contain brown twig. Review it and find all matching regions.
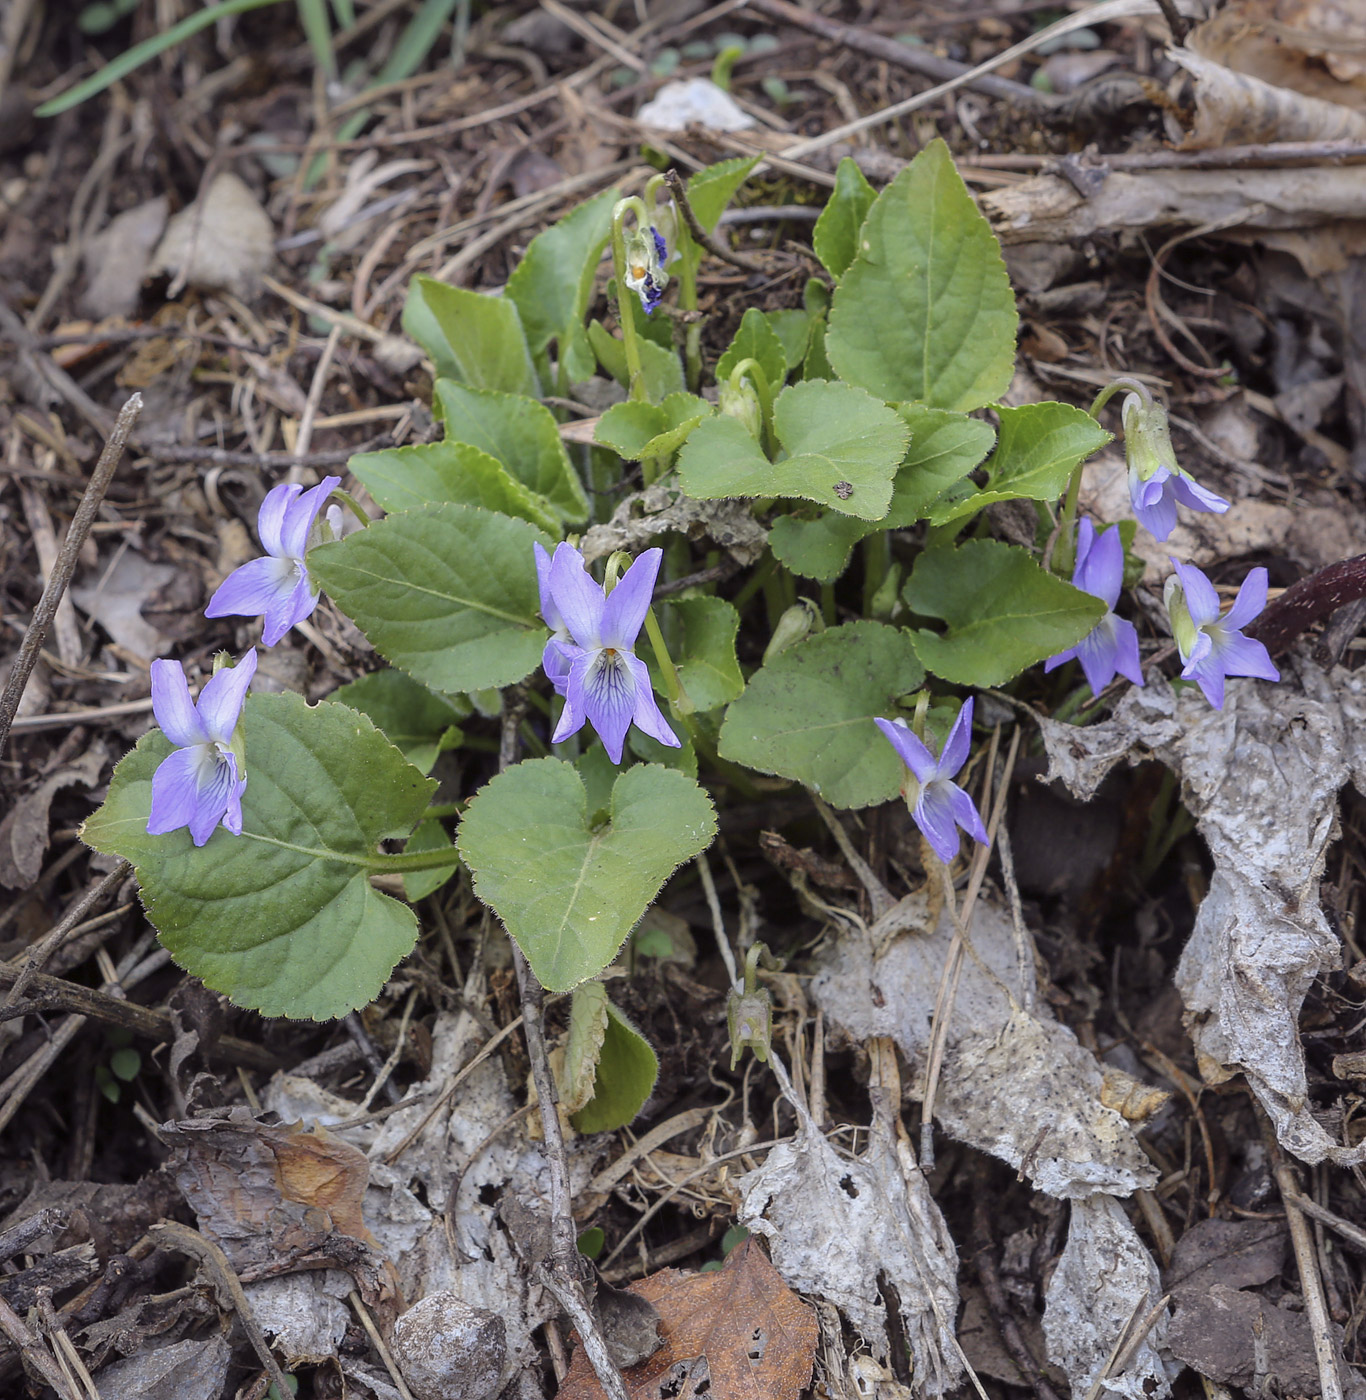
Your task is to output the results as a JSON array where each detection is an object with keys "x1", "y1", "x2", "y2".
[
  {"x1": 0, "y1": 1294, "x2": 80, "y2": 1400},
  {"x1": 0, "y1": 393, "x2": 142, "y2": 755},
  {"x1": 664, "y1": 169, "x2": 770, "y2": 274},
  {"x1": 140, "y1": 441, "x2": 376, "y2": 468},
  {"x1": 1153, "y1": 0, "x2": 1190, "y2": 42},
  {"x1": 1248, "y1": 554, "x2": 1366, "y2": 658}
]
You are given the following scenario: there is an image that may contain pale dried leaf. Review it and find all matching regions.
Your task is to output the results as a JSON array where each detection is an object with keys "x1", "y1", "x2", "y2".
[
  {"x1": 70, "y1": 550, "x2": 176, "y2": 662},
  {"x1": 0, "y1": 742, "x2": 107, "y2": 888},
  {"x1": 81, "y1": 196, "x2": 168, "y2": 318},
  {"x1": 149, "y1": 172, "x2": 275, "y2": 300},
  {"x1": 91, "y1": 1335, "x2": 230, "y2": 1400}
]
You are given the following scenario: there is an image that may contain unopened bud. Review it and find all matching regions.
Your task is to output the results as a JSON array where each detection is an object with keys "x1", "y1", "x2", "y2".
[
  {"x1": 719, "y1": 376, "x2": 763, "y2": 441},
  {"x1": 726, "y1": 985, "x2": 772, "y2": 1070},
  {"x1": 762, "y1": 599, "x2": 820, "y2": 665}
]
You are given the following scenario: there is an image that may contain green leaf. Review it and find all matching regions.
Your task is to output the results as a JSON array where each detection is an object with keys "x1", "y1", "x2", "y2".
[
  {"x1": 309, "y1": 504, "x2": 551, "y2": 694},
  {"x1": 686, "y1": 156, "x2": 760, "y2": 234},
  {"x1": 677, "y1": 379, "x2": 908, "y2": 521},
  {"x1": 402, "y1": 276, "x2": 540, "y2": 397},
  {"x1": 506, "y1": 187, "x2": 620, "y2": 384},
  {"x1": 571, "y1": 1000, "x2": 658, "y2": 1133},
  {"x1": 457, "y1": 759, "x2": 717, "y2": 991},
  {"x1": 594, "y1": 393, "x2": 711, "y2": 461},
  {"x1": 433, "y1": 381, "x2": 589, "y2": 525},
  {"x1": 925, "y1": 401, "x2": 1112, "y2": 526},
  {"x1": 826, "y1": 139, "x2": 1017, "y2": 410},
  {"x1": 330, "y1": 669, "x2": 468, "y2": 775},
  {"x1": 563, "y1": 980, "x2": 609, "y2": 1114},
  {"x1": 588, "y1": 321, "x2": 685, "y2": 402},
  {"x1": 716, "y1": 308, "x2": 787, "y2": 392},
  {"x1": 813, "y1": 156, "x2": 877, "y2": 279},
  {"x1": 767, "y1": 309, "x2": 811, "y2": 372},
  {"x1": 718, "y1": 621, "x2": 925, "y2": 809},
  {"x1": 110, "y1": 1047, "x2": 141, "y2": 1081},
  {"x1": 904, "y1": 539, "x2": 1105, "y2": 686},
  {"x1": 81, "y1": 693, "x2": 436, "y2": 1020},
  {"x1": 664, "y1": 596, "x2": 743, "y2": 712},
  {"x1": 348, "y1": 441, "x2": 560, "y2": 533},
  {"x1": 768, "y1": 509, "x2": 870, "y2": 582},
  {"x1": 403, "y1": 817, "x2": 457, "y2": 902}
]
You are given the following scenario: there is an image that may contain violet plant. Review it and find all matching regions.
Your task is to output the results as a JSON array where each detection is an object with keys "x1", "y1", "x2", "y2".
[{"x1": 83, "y1": 140, "x2": 1285, "y2": 1121}]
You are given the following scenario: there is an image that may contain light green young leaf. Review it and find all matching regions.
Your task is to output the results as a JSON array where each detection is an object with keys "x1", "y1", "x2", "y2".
[
  {"x1": 588, "y1": 320, "x2": 686, "y2": 402},
  {"x1": 348, "y1": 440, "x2": 560, "y2": 534},
  {"x1": 905, "y1": 539, "x2": 1105, "y2": 686},
  {"x1": 665, "y1": 596, "x2": 744, "y2": 712},
  {"x1": 402, "y1": 276, "x2": 540, "y2": 397},
  {"x1": 686, "y1": 155, "x2": 760, "y2": 233},
  {"x1": 768, "y1": 509, "x2": 870, "y2": 582},
  {"x1": 718, "y1": 621, "x2": 925, "y2": 809},
  {"x1": 81, "y1": 693, "x2": 437, "y2": 1021},
  {"x1": 716, "y1": 308, "x2": 787, "y2": 392},
  {"x1": 812, "y1": 156, "x2": 876, "y2": 279},
  {"x1": 571, "y1": 1000, "x2": 658, "y2": 1133},
  {"x1": 403, "y1": 816, "x2": 458, "y2": 903},
  {"x1": 826, "y1": 139, "x2": 1017, "y2": 410},
  {"x1": 433, "y1": 381, "x2": 589, "y2": 524},
  {"x1": 766, "y1": 308, "x2": 811, "y2": 372},
  {"x1": 925, "y1": 401, "x2": 1112, "y2": 526},
  {"x1": 506, "y1": 186, "x2": 619, "y2": 384},
  {"x1": 563, "y1": 980, "x2": 610, "y2": 1114},
  {"x1": 309, "y1": 504, "x2": 551, "y2": 694},
  {"x1": 594, "y1": 393, "x2": 711, "y2": 461},
  {"x1": 330, "y1": 669, "x2": 468, "y2": 775},
  {"x1": 678, "y1": 379, "x2": 908, "y2": 521},
  {"x1": 457, "y1": 759, "x2": 717, "y2": 991}
]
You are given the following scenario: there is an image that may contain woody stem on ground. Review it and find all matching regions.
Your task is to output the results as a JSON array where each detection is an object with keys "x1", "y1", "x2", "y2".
[
  {"x1": 500, "y1": 693, "x2": 630, "y2": 1400},
  {"x1": 664, "y1": 169, "x2": 768, "y2": 274}
]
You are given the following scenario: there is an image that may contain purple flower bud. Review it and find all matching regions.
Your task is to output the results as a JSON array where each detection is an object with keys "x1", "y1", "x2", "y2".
[
  {"x1": 146, "y1": 650, "x2": 257, "y2": 846},
  {"x1": 875, "y1": 699, "x2": 989, "y2": 864},
  {"x1": 1163, "y1": 558, "x2": 1280, "y2": 708},
  {"x1": 1122, "y1": 393, "x2": 1227, "y2": 542},
  {"x1": 1044, "y1": 519, "x2": 1144, "y2": 698},
  {"x1": 205, "y1": 476, "x2": 341, "y2": 645}
]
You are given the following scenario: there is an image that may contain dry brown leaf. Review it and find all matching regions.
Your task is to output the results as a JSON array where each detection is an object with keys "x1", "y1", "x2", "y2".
[{"x1": 557, "y1": 1240, "x2": 817, "y2": 1400}]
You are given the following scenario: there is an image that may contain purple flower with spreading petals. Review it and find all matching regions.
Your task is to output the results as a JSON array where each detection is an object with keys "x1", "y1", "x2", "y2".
[
  {"x1": 875, "y1": 699, "x2": 989, "y2": 864},
  {"x1": 543, "y1": 543, "x2": 680, "y2": 764},
  {"x1": 1123, "y1": 393, "x2": 1228, "y2": 542},
  {"x1": 1163, "y1": 559, "x2": 1280, "y2": 709},
  {"x1": 147, "y1": 649, "x2": 257, "y2": 846},
  {"x1": 206, "y1": 476, "x2": 341, "y2": 645},
  {"x1": 1044, "y1": 519, "x2": 1145, "y2": 697},
  {"x1": 534, "y1": 541, "x2": 573, "y2": 697}
]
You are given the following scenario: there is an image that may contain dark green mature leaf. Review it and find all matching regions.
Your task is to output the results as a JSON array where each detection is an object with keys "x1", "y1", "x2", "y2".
[
  {"x1": 718, "y1": 621, "x2": 925, "y2": 809},
  {"x1": 402, "y1": 276, "x2": 540, "y2": 397},
  {"x1": 588, "y1": 321, "x2": 686, "y2": 402},
  {"x1": 677, "y1": 379, "x2": 909, "y2": 521},
  {"x1": 457, "y1": 759, "x2": 716, "y2": 991},
  {"x1": 433, "y1": 381, "x2": 589, "y2": 524},
  {"x1": 81, "y1": 693, "x2": 436, "y2": 1021},
  {"x1": 813, "y1": 156, "x2": 876, "y2": 279},
  {"x1": 571, "y1": 1000, "x2": 658, "y2": 1133},
  {"x1": 330, "y1": 669, "x2": 468, "y2": 775},
  {"x1": 826, "y1": 140, "x2": 1017, "y2": 410},
  {"x1": 309, "y1": 503, "x2": 551, "y2": 694},
  {"x1": 905, "y1": 539, "x2": 1105, "y2": 686},
  {"x1": 666, "y1": 596, "x2": 744, "y2": 712}
]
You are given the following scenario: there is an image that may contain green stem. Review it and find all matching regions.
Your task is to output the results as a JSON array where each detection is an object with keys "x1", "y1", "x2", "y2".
[
  {"x1": 862, "y1": 530, "x2": 890, "y2": 618},
  {"x1": 369, "y1": 846, "x2": 462, "y2": 875},
  {"x1": 728, "y1": 358, "x2": 774, "y2": 456},
  {"x1": 610, "y1": 197, "x2": 651, "y2": 410},
  {"x1": 1087, "y1": 376, "x2": 1151, "y2": 421},
  {"x1": 643, "y1": 607, "x2": 691, "y2": 716}
]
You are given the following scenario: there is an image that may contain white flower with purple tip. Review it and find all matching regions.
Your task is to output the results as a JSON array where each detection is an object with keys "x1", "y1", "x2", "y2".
[
  {"x1": 1163, "y1": 559, "x2": 1279, "y2": 709},
  {"x1": 205, "y1": 475, "x2": 341, "y2": 645},
  {"x1": 1123, "y1": 393, "x2": 1227, "y2": 542},
  {"x1": 146, "y1": 649, "x2": 257, "y2": 847},
  {"x1": 543, "y1": 542, "x2": 680, "y2": 764},
  {"x1": 874, "y1": 699, "x2": 989, "y2": 865},
  {"x1": 623, "y1": 225, "x2": 669, "y2": 315},
  {"x1": 1044, "y1": 519, "x2": 1145, "y2": 698}
]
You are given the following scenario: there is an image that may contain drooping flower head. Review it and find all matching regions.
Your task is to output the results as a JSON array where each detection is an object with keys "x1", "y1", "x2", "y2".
[
  {"x1": 534, "y1": 541, "x2": 573, "y2": 696},
  {"x1": 206, "y1": 475, "x2": 342, "y2": 645},
  {"x1": 147, "y1": 649, "x2": 257, "y2": 847},
  {"x1": 875, "y1": 699, "x2": 989, "y2": 865},
  {"x1": 1123, "y1": 393, "x2": 1228, "y2": 542},
  {"x1": 1163, "y1": 559, "x2": 1280, "y2": 709},
  {"x1": 1045, "y1": 518, "x2": 1145, "y2": 698},
  {"x1": 541, "y1": 543, "x2": 680, "y2": 764},
  {"x1": 623, "y1": 225, "x2": 669, "y2": 315}
]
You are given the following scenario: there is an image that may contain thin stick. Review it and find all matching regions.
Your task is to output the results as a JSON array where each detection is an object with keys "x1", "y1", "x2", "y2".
[
  {"x1": 293, "y1": 323, "x2": 343, "y2": 460},
  {"x1": 349, "y1": 1290, "x2": 418, "y2": 1400},
  {"x1": 0, "y1": 1294, "x2": 80, "y2": 1400},
  {"x1": 1273, "y1": 1157, "x2": 1346, "y2": 1400},
  {"x1": 695, "y1": 853, "x2": 739, "y2": 987},
  {"x1": 0, "y1": 393, "x2": 142, "y2": 754},
  {"x1": 664, "y1": 169, "x2": 769, "y2": 274}
]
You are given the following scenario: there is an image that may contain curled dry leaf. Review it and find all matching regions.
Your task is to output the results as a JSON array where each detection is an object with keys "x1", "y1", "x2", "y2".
[
  {"x1": 557, "y1": 1239, "x2": 817, "y2": 1400},
  {"x1": 1038, "y1": 666, "x2": 1366, "y2": 1166},
  {"x1": 579, "y1": 481, "x2": 769, "y2": 567},
  {"x1": 149, "y1": 171, "x2": 275, "y2": 301}
]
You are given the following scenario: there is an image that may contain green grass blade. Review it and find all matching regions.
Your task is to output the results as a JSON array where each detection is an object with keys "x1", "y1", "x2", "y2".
[{"x1": 295, "y1": 0, "x2": 338, "y2": 80}]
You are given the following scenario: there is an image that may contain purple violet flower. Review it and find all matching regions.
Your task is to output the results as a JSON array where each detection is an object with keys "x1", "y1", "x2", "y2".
[
  {"x1": 1044, "y1": 519, "x2": 1145, "y2": 697},
  {"x1": 875, "y1": 699, "x2": 989, "y2": 865},
  {"x1": 1163, "y1": 559, "x2": 1280, "y2": 709},
  {"x1": 543, "y1": 542, "x2": 680, "y2": 764},
  {"x1": 205, "y1": 476, "x2": 341, "y2": 645},
  {"x1": 147, "y1": 649, "x2": 257, "y2": 846},
  {"x1": 1123, "y1": 392, "x2": 1228, "y2": 542},
  {"x1": 534, "y1": 541, "x2": 572, "y2": 697},
  {"x1": 623, "y1": 226, "x2": 669, "y2": 315}
]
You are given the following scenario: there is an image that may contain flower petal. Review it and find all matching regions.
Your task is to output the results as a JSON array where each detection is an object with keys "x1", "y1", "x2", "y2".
[
  {"x1": 914, "y1": 781, "x2": 965, "y2": 863},
  {"x1": 625, "y1": 654, "x2": 680, "y2": 749},
  {"x1": 147, "y1": 745, "x2": 210, "y2": 835},
  {"x1": 219, "y1": 753, "x2": 247, "y2": 837},
  {"x1": 549, "y1": 543, "x2": 605, "y2": 649},
  {"x1": 1169, "y1": 558, "x2": 1222, "y2": 627},
  {"x1": 257, "y1": 483, "x2": 301, "y2": 557},
  {"x1": 1213, "y1": 631, "x2": 1280, "y2": 684},
  {"x1": 574, "y1": 648, "x2": 637, "y2": 764},
  {"x1": 1074, "y1": 619, "x2": 1122, "y2": 698},
  {"x1": 1183, "y1": 653, "x2": 1226, "y2": 709},
  {"x1": 206, "y1": 554, "x2": 298, "y2": 621},
  {"x1": 261, "y1": 567, "x2": 317, "y2": 647},
  {"x1": 196, "y1": 649, "x2": 257, "y2": 742},
  {"x1": 551, "y1": 682, "x2": 587, "y2": 748},
  {"x1": 279, "y1": 476, "x2": 340, "y2": 559},
  {"x1": 1071, "y1": 517, "x2": 1096, "y2": 584},
  {"x1": 874, "y1": 717, "x2": 937, "y2": 784},
  {"x1": 601, "y1": 548, "x2": 661, "y2": 650},
  {"x1": 1075, "y1": 522, "x2": 1124, "y2": 609},
  {"x1": 1221, "y1": 567, "x2": 1269, "y2": 632},
  {"x1": 938, "y1": 698, "x2": 974, "y2": 779},
  {"x1": 1130, "y1": 472, "x2": 1177, "y2": 541},
  {"x1": 150, "y1": 659, "x2": 208, "y2": 747},
  {"x1": 1043, "y1": 647, "x2": 1077, "y2": 674},
  {"x1": 1109, "y1": 615, "x2": 1145, "y2": 687},
  {"x1": 1170, "y1": 474, "x2": 1229, "y2": 516},
  {"x1": 187, "y1": 751, "x2": 238, "y2": 846},
  {"x1": 534, "y1": 541, "x2": 564, "y2": 632},
  {"x1": 543, "y1": 638, "x2": 575, "y2": 696},
  {"x1": 945, "y1": 781, "x2": 989, "y2": 847}
]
